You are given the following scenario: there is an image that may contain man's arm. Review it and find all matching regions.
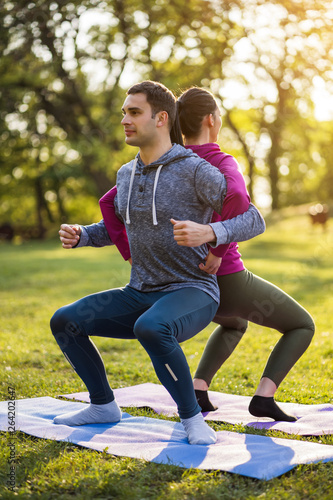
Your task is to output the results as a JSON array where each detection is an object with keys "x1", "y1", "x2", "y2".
[
  {"x1": 209, "y1": 203, "x2": 265, "y2": 247},
  {"x1": 59, "y1": 220, "x2": 113, "y2": 249},
  {"x1": 171, "y1": 203, "x2": 265, "y2": 247},
  {"x1": 171, "y1": 218, "x2": 216, "y2": 247}
]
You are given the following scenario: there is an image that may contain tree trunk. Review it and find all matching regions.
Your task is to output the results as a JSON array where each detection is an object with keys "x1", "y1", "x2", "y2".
[
  {"x1": 35, "y1": 177, "x2": 47, "y2": 239},
  {"x1": 224, "y1": 109, "x2": 255, "y2": 199}
]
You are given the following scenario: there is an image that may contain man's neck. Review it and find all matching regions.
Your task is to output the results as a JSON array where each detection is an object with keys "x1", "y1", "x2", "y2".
[{"x1": 139, "y1": 138, "x2": 173, "y2": 165}]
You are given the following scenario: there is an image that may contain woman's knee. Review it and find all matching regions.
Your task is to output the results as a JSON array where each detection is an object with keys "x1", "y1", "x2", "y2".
[
  {"x1": 292, "y1": 308, "x2": 315, "y2": 340},
  {"x1": 305, "y1": 313, "x2": 316, "y2": 341},
  {"x1": 282, "y1": 312, "x2": 315, "y2": 350}
]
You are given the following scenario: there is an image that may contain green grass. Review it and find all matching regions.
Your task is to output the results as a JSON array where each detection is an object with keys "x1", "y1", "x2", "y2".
[{"x1": 0, "y1": 214, "x2": 333, "y2": 499}]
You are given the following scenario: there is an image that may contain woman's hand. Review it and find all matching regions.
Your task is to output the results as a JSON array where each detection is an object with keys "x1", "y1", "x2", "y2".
[{"x1": 199, "y1": 251, "x2": 222, "y2": 274}]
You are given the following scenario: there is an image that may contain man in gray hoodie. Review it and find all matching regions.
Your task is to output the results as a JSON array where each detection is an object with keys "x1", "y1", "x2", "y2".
[{"x1": 51, "y1": 81, "x2": 265, "y2": 445}]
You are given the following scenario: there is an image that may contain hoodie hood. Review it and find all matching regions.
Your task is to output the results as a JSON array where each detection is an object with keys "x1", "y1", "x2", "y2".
[{"x1": 137, "y1": 143, "x2": 196, "y2": 169}]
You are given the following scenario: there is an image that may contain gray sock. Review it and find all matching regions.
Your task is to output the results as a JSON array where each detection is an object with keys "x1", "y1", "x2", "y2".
[
  {"x1": 53, "y1": 399, "x2": 122, "y2": 426},
  {"x1": 181, "y1": 412, "x2": 217, "y2": 445}
]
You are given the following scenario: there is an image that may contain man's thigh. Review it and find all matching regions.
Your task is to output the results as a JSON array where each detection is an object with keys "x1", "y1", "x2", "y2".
[
  {"x1": 69, "y1": 286, "x2": 151, "y2": 338},
  {"x1": 137, "y1": 287, "x2": 218, "y2": 344}
]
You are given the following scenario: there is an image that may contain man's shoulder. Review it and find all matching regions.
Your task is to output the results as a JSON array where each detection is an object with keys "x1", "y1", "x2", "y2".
[
  {"x1": 117, "y1": 158, "x2": 136, "y2": 177},
  {"x1": 173, "y1": 148, "x2": 208, "y2": 169},
  {"x1": 120, "y1": 158, "x2": 136, "y2": 168}
]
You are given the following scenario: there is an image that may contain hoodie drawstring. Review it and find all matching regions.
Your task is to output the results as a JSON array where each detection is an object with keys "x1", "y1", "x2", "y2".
[
  {"x1": 126, "y1": 157, "x2": 138, "y2": 224},
  {"x1": 152, "y1": 164, "x2": 163, "y2": 225},
  {"x1": 126, "y1": 159, "x2": 163, "y2": 226}
]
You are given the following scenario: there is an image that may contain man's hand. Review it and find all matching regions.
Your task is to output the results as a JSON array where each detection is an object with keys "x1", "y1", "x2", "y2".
[
  {"x1": 59, "y1": 224, "x2": 82, "y2": 249},
  {"x1": 199, "y1": 251, "x2": 222, "y2": 274},
  {"x1": 170, "y1": 218, "x2": 216, "y2": 247}
]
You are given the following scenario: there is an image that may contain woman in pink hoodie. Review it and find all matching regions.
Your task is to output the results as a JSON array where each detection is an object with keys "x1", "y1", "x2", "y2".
[
  {"x1": 176, "y1": 87, "x2": 314, "y2": 421},
  {"x1": 100, "y1": 87, "x2": 315, "y2": 422}
]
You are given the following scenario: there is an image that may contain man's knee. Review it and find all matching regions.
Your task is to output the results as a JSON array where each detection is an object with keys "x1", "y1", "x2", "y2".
[
  {"x1": 50, "y1": 305, "x2": 84, "y2": 350},
  {"x1": 50, "y1": 307, "x2": 65, "y2": 334},
  {"x1": 134, "y1": 315, "x2": 172, "y2": 352},
  {"x1": 50, "y1": 305, "x2": 81, "y2": 337},
  {"x1": 134, "y1": 317, "x2": 158, "y2": 344}
]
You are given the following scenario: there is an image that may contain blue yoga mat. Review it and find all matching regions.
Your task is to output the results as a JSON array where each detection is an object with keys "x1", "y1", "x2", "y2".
[
  {"x1": 62, "y1": 383, "x2": 333, "y2": 436},
  {"x1": 1, "y1": 396, "x2": 333, "y2": 480}
]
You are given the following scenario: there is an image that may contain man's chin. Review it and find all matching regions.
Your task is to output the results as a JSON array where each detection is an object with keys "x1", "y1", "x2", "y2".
[{"x1": 125, "y1": 136, "x2": 138, "y2": 146}]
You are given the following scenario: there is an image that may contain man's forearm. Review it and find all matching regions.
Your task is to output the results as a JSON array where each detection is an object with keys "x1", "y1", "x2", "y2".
[
  {"x1": 77, "y1": 220, "x2": 113, "y2": 248},
  {"x1": 209, "y1": 203, "x2": 265, "y2": 246}
]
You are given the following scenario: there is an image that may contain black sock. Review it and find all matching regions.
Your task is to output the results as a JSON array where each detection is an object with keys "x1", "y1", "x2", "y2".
[
  {"x1": 195, "y1": 389, "x2": 217, "y2": 412},
  {"x1": 249, "y1": 395, "x2": 297, "y2": 422}
]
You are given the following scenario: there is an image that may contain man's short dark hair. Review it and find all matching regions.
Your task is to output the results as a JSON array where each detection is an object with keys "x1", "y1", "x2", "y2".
[{"x1": 127, "y1": 80, "x2": 177, "y2": 131}]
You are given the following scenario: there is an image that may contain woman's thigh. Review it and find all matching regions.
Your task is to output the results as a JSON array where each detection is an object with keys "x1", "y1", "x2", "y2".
[{"x1": 216, "y1": 270, "x2": 312, "y2": 333}]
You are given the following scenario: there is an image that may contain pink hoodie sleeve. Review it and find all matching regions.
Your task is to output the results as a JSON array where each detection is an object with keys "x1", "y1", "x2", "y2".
[
  {"x1": 210, "y1": 159, "x2": 251, "y2": 258},
  {"x1": 99, "y1": 185, "x2": 131, "y2": 261}
]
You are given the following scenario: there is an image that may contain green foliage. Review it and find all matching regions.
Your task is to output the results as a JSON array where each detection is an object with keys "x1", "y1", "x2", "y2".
[
  {"x1": 0, "y1": 213, "x2": 333, "y2": 498},
  {"x1": 0, "y1": 0, "x2": 333, "y2": 235}
]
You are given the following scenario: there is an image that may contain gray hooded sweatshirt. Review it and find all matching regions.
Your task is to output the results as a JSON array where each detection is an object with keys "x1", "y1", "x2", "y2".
[{"x1": 79, "y1": 144, "x2": 265, "y2": 303}]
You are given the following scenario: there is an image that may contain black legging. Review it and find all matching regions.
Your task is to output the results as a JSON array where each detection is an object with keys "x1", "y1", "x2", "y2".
[{"x1": 194, "y1": 269, "x2": 315, "y2": 387}]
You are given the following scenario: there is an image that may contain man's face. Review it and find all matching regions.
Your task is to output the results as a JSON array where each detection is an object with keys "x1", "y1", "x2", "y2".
[{"x1": 121, "y1": 93, "x2": 158, "y2": 148}]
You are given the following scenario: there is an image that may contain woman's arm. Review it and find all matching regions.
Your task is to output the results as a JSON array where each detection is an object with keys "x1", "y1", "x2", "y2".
[
  {"x1": 209, "y1": 158, "x2": 251, "y2": 258},
  {"x1": 99, "y1": 186, "x2": 131, "y2": 261}
]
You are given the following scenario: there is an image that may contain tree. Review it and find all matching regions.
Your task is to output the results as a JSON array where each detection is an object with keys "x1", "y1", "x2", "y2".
[
  {"x1": 214, "y1": 0, "x2": 333, "y2": 209},
  {"x1": 0, "y1": 0, "x2": 245, "y2": 234},
  {"x1": 1, "y1": 0, "x2": 332, "y2": 236}
]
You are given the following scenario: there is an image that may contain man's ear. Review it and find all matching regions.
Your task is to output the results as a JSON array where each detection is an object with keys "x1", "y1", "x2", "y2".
[{"x1": 156, "y1": 111, "x2": 169, "y2": 128}]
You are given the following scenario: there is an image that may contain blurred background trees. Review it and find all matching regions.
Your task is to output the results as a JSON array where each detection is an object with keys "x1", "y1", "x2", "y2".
[{"x1": 0, "y1": 0, "x2": 332, "y2": 238}]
